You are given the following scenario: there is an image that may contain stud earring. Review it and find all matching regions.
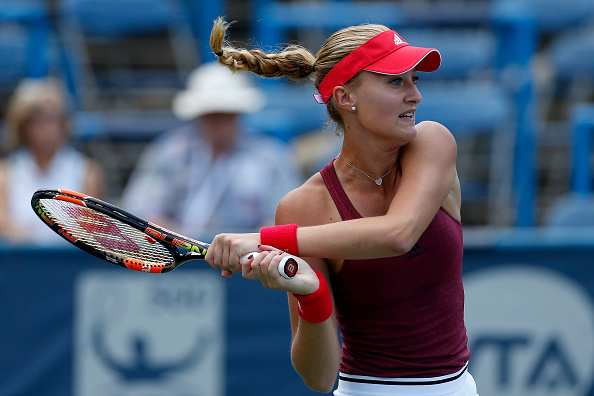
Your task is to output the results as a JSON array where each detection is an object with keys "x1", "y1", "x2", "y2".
[{"x1": 351, "y1": 106, "x2": 356, "y2": 111}]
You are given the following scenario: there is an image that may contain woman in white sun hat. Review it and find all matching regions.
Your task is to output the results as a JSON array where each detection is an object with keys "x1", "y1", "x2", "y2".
[
  {"x1": 205, "y1": 18, "x2": 478, "y2": 396},
  {"x1": 122, "y1": 62, "x2": 302, "y2": 240}
]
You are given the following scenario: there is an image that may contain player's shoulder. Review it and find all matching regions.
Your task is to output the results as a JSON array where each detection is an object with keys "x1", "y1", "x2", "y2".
[
  {"x1": 279, "y1": 173, "x2": 329, "y2": 211},
  {"x1": 276, "y1": 172, "x2": 335, "y2": 226},
  {"x1": 408, "y1": 120, "x2": 457, "y2": 154},
  {"x1": 415, "y1": 121, "x2": 456, "y2": 144},
  {"x1": 399, "y1": 121, "x2": 458, "y2": 169}
]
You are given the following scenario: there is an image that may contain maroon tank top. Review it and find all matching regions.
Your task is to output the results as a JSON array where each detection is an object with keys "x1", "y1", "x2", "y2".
[{"x1": 321, "y1": 160, "x2": 470, "y2": 378}]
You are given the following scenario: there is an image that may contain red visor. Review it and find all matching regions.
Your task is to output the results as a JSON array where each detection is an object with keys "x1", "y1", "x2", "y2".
[{"x1": 314, "y1": 30, "x2": 441, "y2": 104}]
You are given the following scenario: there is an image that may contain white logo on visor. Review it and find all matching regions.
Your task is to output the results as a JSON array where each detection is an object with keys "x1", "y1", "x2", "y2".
[{"x1": 394, "y1": 34, "x2": 405, "y2": 46}]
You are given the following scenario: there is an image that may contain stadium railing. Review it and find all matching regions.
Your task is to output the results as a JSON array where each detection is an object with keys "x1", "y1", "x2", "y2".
[{"x1": 571, "y1": 104, "x2": 594, "y2": 195}]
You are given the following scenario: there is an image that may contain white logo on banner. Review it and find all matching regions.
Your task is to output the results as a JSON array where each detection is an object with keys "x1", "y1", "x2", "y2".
[
  {"x1": 464, "y1": 266, "x2": 594, "y2": 396},
  {"x1": 74, "y1": 271, "x2": 224, "y2": 396}
]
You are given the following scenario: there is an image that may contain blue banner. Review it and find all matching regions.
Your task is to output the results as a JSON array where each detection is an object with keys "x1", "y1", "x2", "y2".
[{"x1": 2, "y1": 229, "x2": 594, "y2": 396}]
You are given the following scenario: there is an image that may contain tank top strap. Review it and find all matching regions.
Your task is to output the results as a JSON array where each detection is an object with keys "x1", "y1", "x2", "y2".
[{"x1": 320, "y1": 160, "x2": 362, "y2": 221}]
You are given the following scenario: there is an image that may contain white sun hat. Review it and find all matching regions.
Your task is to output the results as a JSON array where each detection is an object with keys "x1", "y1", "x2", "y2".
[{"x1": 172, "y1": 62, "x2": 265, "y2": 120}]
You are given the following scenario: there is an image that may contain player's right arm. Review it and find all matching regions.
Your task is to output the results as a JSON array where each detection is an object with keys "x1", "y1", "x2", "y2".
[
  {"x1": 287, "y1": 268, "x2": 341, "y2": 393},
  {"x1": 275, "y1": 179, "x2": 342, "y2": 393}
]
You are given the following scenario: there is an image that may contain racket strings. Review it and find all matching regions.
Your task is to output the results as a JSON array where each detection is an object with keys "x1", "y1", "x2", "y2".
[{"x1": 40, "y1": 199, "x2": 175, "y2": 266}]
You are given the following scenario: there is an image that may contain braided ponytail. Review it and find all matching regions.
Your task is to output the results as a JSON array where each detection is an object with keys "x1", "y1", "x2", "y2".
[
  {"x1": 210, "y1": 17, "x2": 389, "y2": 135},
  {"x1": 210, "y1": 17, "x2": 316, "y2": 79}
]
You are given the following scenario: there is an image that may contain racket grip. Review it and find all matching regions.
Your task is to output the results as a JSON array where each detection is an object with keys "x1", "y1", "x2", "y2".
[{"x1": 240, "y1": 252, "x2": 298, "y2": 279}]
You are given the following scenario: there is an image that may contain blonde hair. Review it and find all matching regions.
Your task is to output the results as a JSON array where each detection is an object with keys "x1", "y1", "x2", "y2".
[
  {"x1": 210, "y1": 17, "x2": 389, "y2": 132},
  {"x1": 2, "y1": 77, "x2": 70, "y2": 152}
]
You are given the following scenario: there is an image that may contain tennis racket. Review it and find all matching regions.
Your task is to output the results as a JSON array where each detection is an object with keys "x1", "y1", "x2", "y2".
[{"x1": 30, "y1": 188, "x2": 298, "y2": 277}]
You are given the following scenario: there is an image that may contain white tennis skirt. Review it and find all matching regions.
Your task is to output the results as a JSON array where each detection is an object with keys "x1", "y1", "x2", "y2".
[{"x1": 334, "y1": 363, "x2": 478, "y2": 396}]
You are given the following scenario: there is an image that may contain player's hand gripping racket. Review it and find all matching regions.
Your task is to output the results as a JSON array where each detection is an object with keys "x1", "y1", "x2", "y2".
[{"x1": 30, "y1": 189, "x2": 298, "y2": 277}]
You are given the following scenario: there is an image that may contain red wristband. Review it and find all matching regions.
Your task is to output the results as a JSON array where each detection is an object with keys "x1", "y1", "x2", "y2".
[
  {"x1": 292, "y1": 270, "x2": 333, "y2": 323},
  {"x1": 260, "y1": 223, "x2": 299, "y2": 255}
]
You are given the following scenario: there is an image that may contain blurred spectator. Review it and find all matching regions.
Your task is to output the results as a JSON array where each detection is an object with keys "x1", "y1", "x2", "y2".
[
  {"x1": 121, "y1": 62, "x2": 302, "y2": 239},
  {"x1": 0, "y1": 77, "x2": 104, "y2": 245}
]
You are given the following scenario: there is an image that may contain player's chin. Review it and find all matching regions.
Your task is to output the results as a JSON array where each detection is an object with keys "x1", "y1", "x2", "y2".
[{"x1": 395, "y1": 122, "x2": 418, "y2": 141}]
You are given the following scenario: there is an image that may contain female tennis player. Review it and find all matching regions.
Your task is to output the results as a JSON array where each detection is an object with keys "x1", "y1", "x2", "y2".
[{"x1": 205, "y1": 18, "x2": 477, "y2": 396}]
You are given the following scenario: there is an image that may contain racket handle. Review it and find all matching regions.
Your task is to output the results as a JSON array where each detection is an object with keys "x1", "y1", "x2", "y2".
[{"x1": 240, "y1": 252, "x2": 298, "y2": 279}]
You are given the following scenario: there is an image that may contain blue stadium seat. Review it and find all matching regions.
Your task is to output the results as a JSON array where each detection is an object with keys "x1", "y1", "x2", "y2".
[
  {"x1": 0, "y1": 29, "x2": 29, "y2": 91},
  {"x1": 398, "y1": 28, "x2": 497, "y2": 81},
  {"x1": 489, "y1": 2, "x2": 540, "y2": 226},
  {"x1": 61, "y1": 0, "x2": 175, "y2": 37},
  {"x1": 492, "y1": 0, "x2": 594, "y2": 33},
  {"x1": 416, "y1": 82, "x2": 510, "y2": 138},
  {"x1": 253, "y1": 0, "x2": 405, "y2": 50},
  {"x1": 537, "y1": 27, "x2": 594, "y2": 224},
  {"x1": 182, "y1": 0, "x2": 224, "y2": 64},
  {"x1": 549, "y1": 27, "x2": 594, "y2": 84},
  {"x1": 73, "y1": 110, "x2": 183, "y2": 142},
  {"x1": 0, "y1": 1, "x2": 51, "y2": 91},
  {"x1": 400, "y1": 27, "x2": 509, "y2": 136},
  {"x1": 544, "y1": 25, "x2": 594, "y2": 119},
  {"x1": 243, "y1": 84, "x2": 328, "y2": 143},
  {"x1": 545, "y1": 193, "x2": 594, "y2": 228},
  {"x1": 57, "y1": 0, "x2": 198, "y2": 108},
  {"x1": 545, "y1": 102, "x2": 594, "y2": 228}
]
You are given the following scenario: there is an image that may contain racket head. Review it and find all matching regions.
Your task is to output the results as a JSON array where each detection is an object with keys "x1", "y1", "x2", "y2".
[{"x1": 31, "y1": 189, "x2": 209, "y2": 273}]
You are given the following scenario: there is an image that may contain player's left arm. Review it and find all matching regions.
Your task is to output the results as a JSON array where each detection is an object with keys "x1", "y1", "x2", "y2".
[
  {"x1": 206, "y1": 122, "x2": 458, "y2": 267},
  {"x1": 296, "y1": 120, "x2": 458, "y2": 259},
  {"x1": 388, "y1": 119, "x2": 460, "y2": 236}
]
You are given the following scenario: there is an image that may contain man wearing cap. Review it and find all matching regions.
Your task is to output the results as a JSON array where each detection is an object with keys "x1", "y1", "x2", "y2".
[{"x1": 121, "y1": 62, "x2": 301, "y2": 240}]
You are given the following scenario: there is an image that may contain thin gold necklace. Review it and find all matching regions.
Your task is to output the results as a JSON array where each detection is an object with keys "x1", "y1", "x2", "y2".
[{"x1": 339, "y1": 152, "x2": 397, "y2": 186}]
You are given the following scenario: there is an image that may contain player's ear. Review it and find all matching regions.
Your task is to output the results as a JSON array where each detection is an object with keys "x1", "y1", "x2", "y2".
[{"x1": 332, "y1": 85, "x2": 355, "y2": 112}]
